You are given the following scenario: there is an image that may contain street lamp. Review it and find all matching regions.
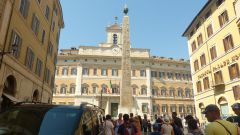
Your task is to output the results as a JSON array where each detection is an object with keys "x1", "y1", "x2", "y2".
[{"x1": 0, "y1": 43, "x2": 18, "y2": 69}]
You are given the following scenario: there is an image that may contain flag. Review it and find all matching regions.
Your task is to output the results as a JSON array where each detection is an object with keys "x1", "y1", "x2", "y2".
[{"x1": 109, "y1": 80, "x2": 112, "y2": 89}]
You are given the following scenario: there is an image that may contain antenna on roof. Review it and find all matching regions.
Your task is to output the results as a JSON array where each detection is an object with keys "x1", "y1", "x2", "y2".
[{"x1": 114, "y1": 16, "x2": 118, "y2": 24}]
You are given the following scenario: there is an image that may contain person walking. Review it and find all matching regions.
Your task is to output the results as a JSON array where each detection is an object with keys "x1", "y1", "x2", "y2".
[
  {"x1": 142, "y1": 114, "x2": 148, "y2": 135},
  {"x1": 203, "y1": 104, "x2": 238, "y2": 135},
  {"x1": 151, "y1": 124, "x2": 162, "y2": 135},
  {"x1": 161, "y1": 116, "x2": 174, "y2": 135},
  {"x1": 114, "y1": 113, "x2": 124, "y2": 135},
  {"x1": 104, "y1": 114, "x2": 114, "y2": 135},
  {"x1": 171, "y1": 112, "x2": 184, "y2": 135}
]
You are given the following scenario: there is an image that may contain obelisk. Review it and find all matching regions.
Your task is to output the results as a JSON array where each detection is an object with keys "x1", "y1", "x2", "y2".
[{"x1": 120, "y1": 5, "x2": 133, "y2": 113}]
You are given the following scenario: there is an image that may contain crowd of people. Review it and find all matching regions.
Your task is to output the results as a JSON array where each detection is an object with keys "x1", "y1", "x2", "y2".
[{"x1": 103, "y1": 102, "x2": 240, "y2": 135}]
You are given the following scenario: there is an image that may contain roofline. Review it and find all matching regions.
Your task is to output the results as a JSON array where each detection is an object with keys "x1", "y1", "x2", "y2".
[
  {"x1": 57, "y1": 0, "x2": 64, "y2": 28},
  {"x1": 182, "y1": 0, "x2": 212, "y2": 37}
]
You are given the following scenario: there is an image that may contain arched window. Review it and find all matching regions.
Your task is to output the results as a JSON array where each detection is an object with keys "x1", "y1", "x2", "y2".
[
  {"x1": 62, "y1": 68, "x2": 68, "y2": 76},
  {"x1": 60, "y1": 84, "x2": 67, "y2": 94},
  {"x1": 92, "y1": 83, "x2": 98, "y2": 94},
  {"x1": 32, "y1": 90, "x2": 39, "y2": 102},
  {"x1": 71, "y1": 68, "x2": 77, "y2": 75},
  {"x1": 70, "y1": 84, "x2": 76, "y2": 94},
  {"x1": 141, "y1": 87, "x2": 147, "y2": 95},
  {"x1": 177, "y1": 88, "x2": 183, "y2": 97},
  {"x1": 82, "y1": 83, "x2": 89, "y2": 94},
  {"x1": 185, "y1": 88, "x2": 191, "y2": 98},
  {"x1": 218, "y1": 97, "x2": 229, "y2": 118},
  {"x1": 161, "y1": 87, "x2": 167, "y2": 96},
  {"x1": 169, "y1": 87, "x2": 175, "y2": 97},
  {"x1": 113, "y1": 34, "x2": 118, "y2": 45},
  {"x1": 101, "y1": 84, "x2": 107, "y2": 93}
]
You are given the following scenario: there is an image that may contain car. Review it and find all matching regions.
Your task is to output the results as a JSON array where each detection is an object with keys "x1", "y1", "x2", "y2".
[{"x1": 0, "y1": 102, "x2": 105, "y2": 135}]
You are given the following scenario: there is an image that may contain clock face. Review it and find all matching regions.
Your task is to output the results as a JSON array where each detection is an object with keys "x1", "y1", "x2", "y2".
[{"x1": 112, "y1": 46, "x2": 121, "y2": 55}]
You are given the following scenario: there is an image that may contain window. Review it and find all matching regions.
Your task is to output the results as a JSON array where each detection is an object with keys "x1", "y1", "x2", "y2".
[
  {"x1": 10, "y1": 31, "x2": 22, "y2": 58},
  {"x1": 205, "y1": 10, "x2": 212, "y2": 19},
  {"x1": 187, "y1": 105, "x2": 193, "y2": 113},
  {"x1": 178, "y1": 88, "x2": 183, "y2": 97},
  {"x1": 210, "y1": 46, "x2": 217, "y2": 60},
  {"x1": 71, "y1": 68, "x2": 77, "y2": 75},
  {"x1": 152, "y1": 89, "x2": 157, "y2": 96},
  {"x1": 132, "y1": 70, "x2": 136, "y2": 77},
  {"x1": 41, "y1": 30, "x2": 45, "y2": 44},
  {"x1": 219, "y1": 10, "x2": 229, "y2": 27},
  {"x1": 141, "y1": 88, "x2": 147, "y2": 95},
  {"x1": 194, "y1": 60, "x2": 199, "y2": 72},
  {"x1": 151, "y1": 71, "x2": 157, "y2": 77},
  {"x1": 45, "y1": 6, "x2": 50, "y2": 20},
  {"x1": 55, "y1": 68, "x2": 59, "y2": 75},
  {"x1": 142, "y1": 103, "x2": 148, "y2": 113},
  {"x1": 228, "y1": 64, "x2": 239, "y2": 80},
  {"x1": 25, "y1": 47, "x2": 35, "y2": 70},
  {"x1": 207, "y1": 24, "x2": 213, "y2": 37},
  {"x1": 161, "y1": 88, "x2": 167, "y2": 96},
  {"x1": 45, "y1": 68, "x2": 50, "y2": 83},
  {"x1": 54, "y1": 54, "x2": 57, "y2": 66},
  {"x1": 81, "y1": 87, "x2": 88, "y2": 94},
  {"x1": 196, "y1": 81, "x2": 202, "y2": 93},
  {"x1": 50, "y1": 76, "x2": 54, "y2": 89},
  {"x1": 223, "y1": 35, "x2": 234, "y2": 52},
  {"x1": 214, "y1": 71, "x2": 223, "y2": 84},
  {"x1": 197, "y1": 34, "x2": 203, "y2": 46},
  {"x1": 203, "y1": 77, "x2": 210, "y2": 90},
  {"x1": 179, "y1": 105, "x2": 185, "y2": 113},
  {"x1": 185, "y1": 89, "x2": 191, "y2": 98},
  {"x1": 31, "y1": 14, "x2": 40, "y2": 35},
  {"x1": 233, "y1": 85, "x2": 240, "y2": 100},
  {"x1": 70, "y1": 85, "x2": 76, "y2": 94},
  {"x1": 175, "y1": 73, "x2": 181, "y2": 80},
  {"x1": 35, "y1": 58, "x2": 42, "y2": 77},
  {"x1": 170, "y1": 105, "x2": 176, "y2": 112},
  {"x1": 62, "y1": 68, "x2": 68, "y2": 76},
  {"x1": 162, "y1": 104, "x2": 167, "y2": 113},
  {"x1": 47, "y1": 42, "x2": 53, "y2": 56},
  {"x1": 169, "y1": 88, "x2": 175, "y2": 97},
  {"x1": 140, "y1": 70, "x2": 146, "y2": 77},
  {"x1": 60, "y1": 85, "x2": 66, "y2": 94},
  {"x1": 54, "y1": 8, "x2": 58, "y2": 15},
  {"x1": 19, "y1": 0, "x2": 29, "y2": 19},
  {"x1": 101, "y1": 68, "x2": 107, "y2": 76},
  {"x1": 113, "y1": 34, "x2": 118, "y2": 45},
  {"x1": 200, "y1": 54, "x2": 206, "y2": 67},
  {"x1": 112, "y1": 69, "x2": 118, "y2": 76},
  {"x1": 83, "y1": 68, "x2": 89, "y2": 75},
  {"x1": 93, "y1": 68, "x2": 98, "y2": 76},
  {"x1": 153, "y1": 105, "x2": 158, "y2": 113},
  {"x1": 93, "y1": 87, "x2": 97, "y2": 94},
  {"x1": 159, "y1": 72, "x2": 165, "y2": 79},
  {"x1": 167, "y1": 72, "x2": 174, "y2": 80},
  {"x1": 133, "y1": 88, "x2": 136, "y2": 95},
  {"x1": 216, "y1": 0, "x2": 225, "y2": 7},
  {"x1": 191, "y1": 41, "x2": 197, "y2": 52},
  {"x1": 52, "y1": 21, "x2": 55, "y2": 32}
]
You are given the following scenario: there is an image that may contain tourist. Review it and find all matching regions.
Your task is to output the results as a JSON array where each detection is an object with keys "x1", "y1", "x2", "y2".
[
  {"x1": 186, "y1": 119, "x2": 203, "y2": 135},
  {"x1": 203, "y1": 104, "x2": 238, "y2": 135},
  {"x1": 114, "y1": 113, "x2": 124, "y2": 135},
  {"x1": 118, "y1": 114, "x2": 138, "y2": 135},
  {"x1": 104, "y1": 114, "x2": 114, "y2": 135},
  {"x1": 171, "y1": 112, "x2": 184, "y2": 135},
  {"x1": 133, "y1": 116, "x2": 142, "y2": 135},
  {"x1": 161, "y1": 116, "x2": 174, "y2": 135},
  {"x1": 155, "y1": 114, "x2": 164, "y2": 132},
  {"x1": 226, "y1": 103, "x2": 240, "y2": 127},
  {"x1": 151, "y1": 123, "x2": 162, "y2": 135},
  {"x1": 142, "y1": 114, "x2": 148, "y2": 135},
  {"x1": 137, "y1": 115, "x2": 143, "y2": 132}
]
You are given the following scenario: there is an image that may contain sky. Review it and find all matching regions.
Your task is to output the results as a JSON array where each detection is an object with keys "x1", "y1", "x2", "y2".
[{"x1": 59, "y1": 0, "x2": 208, "y2": 60}]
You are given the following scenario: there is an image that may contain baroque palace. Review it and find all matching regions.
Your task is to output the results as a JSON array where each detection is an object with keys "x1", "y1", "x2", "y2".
[
  {"x1": 183, "y1": 0, "x2": 240, "y2": 124},
  {"x1": 53, "y1": 13, "x2": 194, "y2": 117},
  {"x1": 0, "y1": 0, "x2": 64, "y2": 103}
]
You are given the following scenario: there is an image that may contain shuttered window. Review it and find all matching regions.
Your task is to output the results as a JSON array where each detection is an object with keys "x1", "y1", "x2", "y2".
[
  {"x1": 203, "y1": 77, "x2": 210, "y2": 90},
  {"x1": 228, "y1": 64, "x2": 239, "y2": 80},
  {"x1": 194, "y1": 60, "x2": 199, "y2": 72},
  {"x1": 196, "y1": 81, "x2": 202, "y2": 93},
  {"x1": 191, "y1": 41, "x2": 197, "y2": 52},
  {"x1": 200, "y1": 54, "x2": 206, "y2": 67},
  {"x1": 214, "y1": 71, "x2": 223, "y2": 84},
  {"x1": 207, "y1": 24, "x2": 213, "y2": 37},
  {"x1": 219, "y1": 10, "x2": 229, "y2": 27},
  {"x1": 210, "y1": 46, "x2": 217, "y2": 61},
  {"x1": 197, "y1": 34, "x2": 203, "y2": 46},
  {"x1": 223, "y1": 35, "x2": 234, "y2": 52}
]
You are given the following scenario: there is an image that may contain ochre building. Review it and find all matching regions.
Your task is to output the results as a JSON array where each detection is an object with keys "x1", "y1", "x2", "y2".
[
  {"x1": 183, "y1": 0, "x2": 240, "y2": 124},
  {"x1": 53, "y1": 16, "x2": 194, "y2": 118},
  {"x1": 0, "y1": 0, "x2": 64, "y2": 104}
]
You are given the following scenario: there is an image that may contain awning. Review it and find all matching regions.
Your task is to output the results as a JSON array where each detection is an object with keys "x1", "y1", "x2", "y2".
[{"x1": 2, "y1": 93, "x2": 21, "y2": 102}]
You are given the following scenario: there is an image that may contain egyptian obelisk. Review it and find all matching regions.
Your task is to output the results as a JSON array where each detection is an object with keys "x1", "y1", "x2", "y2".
[{"x1": 120, "y1": 5, "x2": 133, "y2": 113}]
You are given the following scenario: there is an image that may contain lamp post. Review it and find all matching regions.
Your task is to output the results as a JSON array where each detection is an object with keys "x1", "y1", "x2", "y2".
[
  {"x1": 100, "y1": 88, "x2": 103, "y2": 109},
  {"x1": 0, "y1": 43, "x2": 18, "y2": 69}
]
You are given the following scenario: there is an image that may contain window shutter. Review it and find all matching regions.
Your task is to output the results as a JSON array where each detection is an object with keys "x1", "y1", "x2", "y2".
[
  {"x1": 219, "y1": 15, "x2": 223, "y2": 27},
  {"x1": 233, "y1": 86, "x2": 240, "y2": 100}
]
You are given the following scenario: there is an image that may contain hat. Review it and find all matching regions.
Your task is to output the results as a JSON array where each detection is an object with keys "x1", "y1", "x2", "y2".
[
  {"x1": 202, "y1": 104, "x2": 220, "y2": 114},
  {"x1": 164, "y1": 116, "x2": 170, "y2": 123},
  {"x1": 231, "y1": 103, "x2": 240, "y2": 109}
]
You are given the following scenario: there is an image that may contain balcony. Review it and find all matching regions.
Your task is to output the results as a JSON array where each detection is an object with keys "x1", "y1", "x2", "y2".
[{"x1": 212, "y1": 82, "x2": 225, "y2": 93}]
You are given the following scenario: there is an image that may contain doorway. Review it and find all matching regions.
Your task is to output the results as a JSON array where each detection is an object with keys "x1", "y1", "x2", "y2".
[{"x1": 111, "y1": 103, "x2": 118, "y2": 117}]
